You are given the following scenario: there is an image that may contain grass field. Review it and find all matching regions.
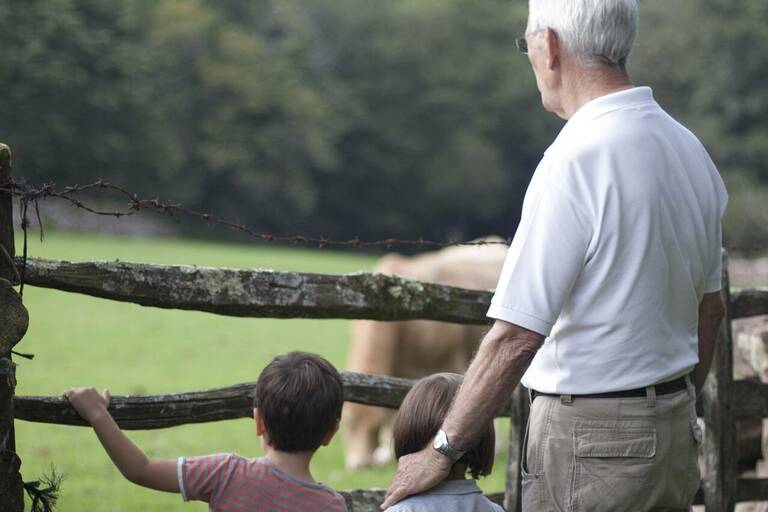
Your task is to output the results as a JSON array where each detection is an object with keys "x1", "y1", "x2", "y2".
[{"x1": 13, "y1": 231, "x2": 508, "y2": 511}]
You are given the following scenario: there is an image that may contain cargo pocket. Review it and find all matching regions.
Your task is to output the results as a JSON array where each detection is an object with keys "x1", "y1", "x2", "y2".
[{"x1": 569, "y1": 421, "x2": 656, "y2": 512}]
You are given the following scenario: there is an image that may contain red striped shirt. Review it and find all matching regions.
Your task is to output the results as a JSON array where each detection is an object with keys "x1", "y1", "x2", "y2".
[{"x1": 179, "y1": 454, "x2": 347, "y2": 512}]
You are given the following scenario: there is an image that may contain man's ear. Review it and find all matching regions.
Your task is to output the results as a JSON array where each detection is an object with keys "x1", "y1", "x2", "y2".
[
  {"x1": 320, "y1": 418, "x2": 340, "y2": 446},
  {"x1": 253, "y1": 408, "x2": 266, "y2": 436},
  {"x1": 544, "y1": 27, "x2": 561, "y2": 70}
]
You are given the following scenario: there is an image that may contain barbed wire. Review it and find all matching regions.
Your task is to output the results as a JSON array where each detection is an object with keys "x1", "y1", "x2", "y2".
[
  {"x1": 1, "y1": 179, "x2": 767, "y2": 253},
  {"x1": 0, "y1": 179, "x2": 512, "y2": 249}
]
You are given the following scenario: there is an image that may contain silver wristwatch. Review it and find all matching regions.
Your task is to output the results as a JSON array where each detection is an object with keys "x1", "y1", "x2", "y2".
[{"x1": 432, "y1": 429, "x2": 465, "y2": 462}]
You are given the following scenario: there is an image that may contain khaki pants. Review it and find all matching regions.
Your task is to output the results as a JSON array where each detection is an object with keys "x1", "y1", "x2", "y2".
[{"x1": 521, "y1": 379, "x2": 701, "y2": 512}]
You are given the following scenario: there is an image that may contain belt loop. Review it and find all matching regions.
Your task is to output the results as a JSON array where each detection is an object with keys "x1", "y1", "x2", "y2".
[
  {"x1": 645, "y1": 385, "x2": 657, "y2": 408},
  {"x1": 560, "y1": 394, "x2": 573, "y2": 406},
  {"x1": 527, "y1": 387, "x2": 533, "y2": 405}
]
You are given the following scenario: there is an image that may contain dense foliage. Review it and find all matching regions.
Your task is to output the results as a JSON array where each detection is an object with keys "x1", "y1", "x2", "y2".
[{"x1": 0, "y1": 0, "x2": 765, "y2": 248}]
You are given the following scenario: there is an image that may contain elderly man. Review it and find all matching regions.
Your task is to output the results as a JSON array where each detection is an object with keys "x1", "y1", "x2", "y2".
[{"x1": 382, "y1": 1, "x2": 728, "y2": 510}]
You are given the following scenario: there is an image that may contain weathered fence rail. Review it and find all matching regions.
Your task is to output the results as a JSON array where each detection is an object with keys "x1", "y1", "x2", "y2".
[
  {"x1": 732, "y1": 289, "x2": 768, "y2": 319},
  {"x1": 18, "y1": 258, "x2": 493, "y2": 324},
  {"x1": 14, "y1": 372, "x2": 515, "y2": 430},
  {"x1": 731, "y1": 380, "x2": 768, "y2": 420},
  {"x1": 15, "y1": 377, "x2": 762, "y2": 426},
  {"x1": 19, "y1": 258, "x2": 768, "y2": 322}
]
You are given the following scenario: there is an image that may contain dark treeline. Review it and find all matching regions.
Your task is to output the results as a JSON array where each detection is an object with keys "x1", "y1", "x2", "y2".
[{"x1": 0, "y1": 0, "x2": 766, "y2": 248}]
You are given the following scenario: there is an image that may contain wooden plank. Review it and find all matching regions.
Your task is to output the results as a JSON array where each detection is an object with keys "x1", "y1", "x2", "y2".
[
  {"x1": 19, "y1": 258, "x2": 494, "y2": 324},
  {"x1": 0, "y1": 359, "x2": 16, "y2": 450},
  {"x1": 730, "y1": 379, "x2": 768, "y2": 420},
  {"x1": 15, "y1": 385, "x2": 254, "y2": 430},
  {"x1": 15, "y1": 257, "x2": 765, "y2": 324},
  {"x1": 702, "y1": 251, "x2": 738, "y2": 511},
  {"x1": 0, "y1": 450, "x2": 23, "y2": 512},
  {"x1": 736, "y1": 478, "x2": 768, "y2": 503},
  {"x1": 731, "y1": 289, "x2": 768, "y2": 319},
  {"x1": 0, "y1": 144, "x2": 15, "y2": 285},
  {"x1": 0, "y1": 358, "x2": 21, "y2": 510},
  {"x1": 503, "y1": 386, "x2": 529, "y2": 512},
  {"x1": 21, "y1": 382, "x2": 759, "y2": 460},
  {"x1": 341, "y1": 489, "x2": 504, "y2": 511},
  {"x1": 0, "y1": 143, "x2": 14, "y2": 448},
  {"x1": 14, "y1": 372, "x2": 512, "y2": 429},
  {"x1": 341, "y1": 372, "x2": 415, "y2": 409},
  {"x1": 342, "y1": 489, "x2": 386, "y2": 512},
  {"x1": 14, "y1": 372, "x2": 413, "y2": 430},
  {"x1": 0, "y1": 143, "x2": 22, "y2": 512},
  {"x1": 0, "y1": 279, "x2": 29, "y2": 356}
]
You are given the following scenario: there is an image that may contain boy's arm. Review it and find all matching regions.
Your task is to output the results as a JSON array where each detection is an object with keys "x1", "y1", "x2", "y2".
[{"x1": 64, "y1": 387, "x2": 180, "y2": 493}]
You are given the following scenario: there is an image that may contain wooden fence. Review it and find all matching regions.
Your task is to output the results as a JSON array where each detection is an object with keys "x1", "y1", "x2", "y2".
[{"x1": 2, "y1": 143, "x2": 768, "y2": 510}]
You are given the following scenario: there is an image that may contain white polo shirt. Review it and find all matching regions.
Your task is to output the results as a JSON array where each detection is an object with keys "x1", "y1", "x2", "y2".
[{"x1": 488, "y1": 87, "x2": 728, "y2": 394}]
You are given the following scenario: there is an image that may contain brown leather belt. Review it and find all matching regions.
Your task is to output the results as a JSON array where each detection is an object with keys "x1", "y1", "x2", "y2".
[{"x1": 530, "y1": 376, "x2": 688, "y2": 401}]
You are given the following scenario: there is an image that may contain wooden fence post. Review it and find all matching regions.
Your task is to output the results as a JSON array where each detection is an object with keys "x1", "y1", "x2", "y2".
[
  {"x1": 0, "y1": 143, "x2": 25, "y2": 512},
  {"x1": 0, "y1": 144, "x2": 15, "y2": 284},
  {"x1": 702, "y1": 250, "x2": 737, "y2": 511},
  {"x1": 504, "y1": 385, "x2": 529, "y2": 512}
]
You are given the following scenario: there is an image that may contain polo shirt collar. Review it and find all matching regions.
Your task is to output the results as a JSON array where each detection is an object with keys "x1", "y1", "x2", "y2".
[
  {"x1": 422, "y1": 479, "x2": 483, "y2": 496},
  {"x1": 571, "y1": 86, "x2": 654, "y2": 122},
  {"x1": 545, "y1": 86, "x2": 655, "y2": 154}
]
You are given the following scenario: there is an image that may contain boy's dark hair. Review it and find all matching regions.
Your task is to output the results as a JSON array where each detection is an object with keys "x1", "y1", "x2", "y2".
[
  {"x1": 255, "y1": 351, "x2": 344, "y2": 452},
  {"x1": 393, "y1": 373, "x2": 494, "y2": 479}
]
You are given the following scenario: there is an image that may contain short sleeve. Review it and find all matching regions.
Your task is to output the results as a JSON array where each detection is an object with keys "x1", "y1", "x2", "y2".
[
  {"x1": 701, "y1": 146, "x2": 728, "y2": 294},
  {"x1": 488, "y1": 172, "x2": 593, "y2": 336},
  {"x1": 703, "y1": 224, "x2": 723, "y2": 293},
  {"x1": 179, "y1": 453, "x2": 234, "y2": 503}
]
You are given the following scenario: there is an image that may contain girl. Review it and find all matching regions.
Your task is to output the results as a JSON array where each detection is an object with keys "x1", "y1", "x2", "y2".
[{"x1": 385, "y1": 373, "x2": 504, "y2": 512}]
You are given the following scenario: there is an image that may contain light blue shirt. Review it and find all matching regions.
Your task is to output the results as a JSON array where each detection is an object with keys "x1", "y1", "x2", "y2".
[{"x1": 385, "y1": 480, "x2": 505, "y2": 512}]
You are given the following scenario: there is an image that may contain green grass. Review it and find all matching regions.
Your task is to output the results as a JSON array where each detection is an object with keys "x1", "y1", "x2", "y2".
[{"x1": 13, "y1": 231, "x2": 509, "y2": 511}]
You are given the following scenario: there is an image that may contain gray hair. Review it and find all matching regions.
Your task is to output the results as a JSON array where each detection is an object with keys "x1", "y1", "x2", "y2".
[{"x1": 528, "y1": 0, "x2": 638, "y2": 67}]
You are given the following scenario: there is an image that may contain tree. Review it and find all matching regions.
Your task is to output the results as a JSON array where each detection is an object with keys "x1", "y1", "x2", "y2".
[
  {"x1": 304, "y1": 0, "x2": 556, "y2": 240},
  {"x1": 0, "y1": 0, "x2": 172, "y2": 192}
]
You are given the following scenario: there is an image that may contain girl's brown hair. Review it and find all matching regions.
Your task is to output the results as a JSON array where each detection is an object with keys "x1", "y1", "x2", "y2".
[{"x1": 393, "y1": 373, "x2": 494, "y2": 479}]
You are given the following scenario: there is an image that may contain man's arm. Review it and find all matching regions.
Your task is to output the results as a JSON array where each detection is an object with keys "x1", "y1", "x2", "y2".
[
  {"x1": 692, "y1": 292, "x2": 726, "y2": 393},
  {"x1": 444, "y1": 320, "x2": 544, "y2": 450},
  {"x1": 64, "y1": 387, "x2": 179, "y2": 492},
  {"x1": 382, "y1": 320, "x2": 544, "y2": 508}
]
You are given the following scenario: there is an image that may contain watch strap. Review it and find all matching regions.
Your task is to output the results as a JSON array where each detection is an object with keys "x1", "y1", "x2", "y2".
[{"x1": 433, "y1": 429, "x2": 465, "y2": 462}]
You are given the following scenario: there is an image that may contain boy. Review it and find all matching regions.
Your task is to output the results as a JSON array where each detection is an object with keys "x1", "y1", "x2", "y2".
[{"x1": 65, "y1": 351, "x2": 348, "y2": 511}]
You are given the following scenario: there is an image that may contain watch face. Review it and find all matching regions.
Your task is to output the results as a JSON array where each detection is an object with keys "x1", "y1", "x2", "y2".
[{"x1": 433, "y1": 429, "x2": 447, "y2": 449}]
